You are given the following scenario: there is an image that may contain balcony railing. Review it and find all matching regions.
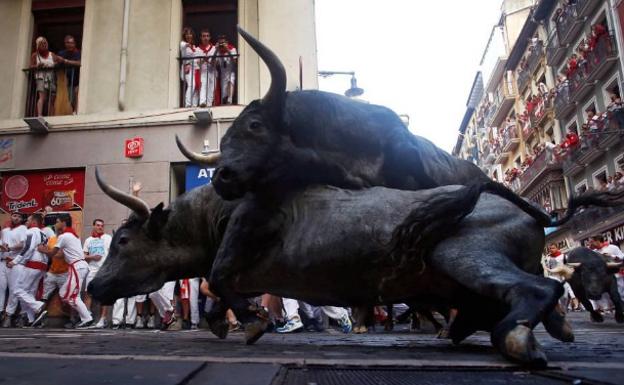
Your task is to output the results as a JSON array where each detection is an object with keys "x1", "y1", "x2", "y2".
[
  {"x1": 501, "y1": 124, "x2": 520, "y2": 152},
  {"x1": 562, "y1": 112, "x2": 624, "y2": 176},
  {"x1": 178, "y1": 53, "x2": 239, "y2": 108},
  {"x1": 517, "y1": 41, "x2": 544, "y2": 92},
  {"x1": 575, "y1": 0, "x2": 601, "y2": 18},
  {"x1": 546, "y1": 30, "x2": 567, "y2": 67},
  {"x1": 529, "y1": 95, "x2": 553, "y2": 127},
  {"x1": 518, "y1": 149, "x2": 561, "y2": 192},
  {"x1": 555, "y1": 4, "x2": 583, "y2": 46},
  {"x1": 554, "y1": 82, "x2": 574, "y2": 119},
  {"x1": 568, "y1": 34, "x2": 618, "y2": 102},
  {"x1": 23, "y1": 65, "x2": 80, "y2": 117},
  {"x1": 489, "y1": 77, "x2": 517, "y2": 127}
]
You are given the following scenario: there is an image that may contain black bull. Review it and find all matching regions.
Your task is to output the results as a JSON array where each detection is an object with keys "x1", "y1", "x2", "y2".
[
  {"x1": 550, "y1": 247, "x2": 624, "y2": 324},
  {"x1": 90, "y1": 170, "x2": 624, "y2": 367}
]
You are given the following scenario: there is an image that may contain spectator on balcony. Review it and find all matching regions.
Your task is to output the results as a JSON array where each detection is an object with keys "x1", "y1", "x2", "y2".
[
  {"x1": 198, "y1": 29, "x2": 216, "y2": 108},
  {"x1": 614, "y1": 172, "x2": 624, "y2": 186},
  {"x1": 586, "y1": 108, "x2": 600, "y2": 133},
  {"x1": 607, "y1": 93, "x2": 624, "y2": 130},
  {"x1": 588, "y1": 23, "x2": 608, "y2": 52},
  {"x1": 538, "y1": 82, "x2": 549, "y2": 98},
  {"x1": 30, "y1": 36, "x2": 63, "y2": 117},
  {"x1": 180, "y1": 27, "x2": 200, "y2": 107},
  {"x1": 566, "y1": 54, "x2": 578, "y2": 79},
  {"x1": 215, "y1": 35, "x2": 238, "y2": 105},
  {"x1": 526, "y1": 95, "x2": 537, "y2": 115},
  {"x1": 57, "y1": 35, "x2": 81, "y2": 114}
]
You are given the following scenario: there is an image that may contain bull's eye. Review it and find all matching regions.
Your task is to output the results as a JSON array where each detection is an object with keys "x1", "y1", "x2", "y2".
[
  {"x1": 118, "y1": 236, "x2": 129, "y2": 245},
  {"x1": 249, "y1": 121, "x2": 262, "y2": 131}
]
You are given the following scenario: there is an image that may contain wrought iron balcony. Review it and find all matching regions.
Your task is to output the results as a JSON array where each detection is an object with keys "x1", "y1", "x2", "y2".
[
  {"x1": 554, "y1": 5, "x2": 584, "y2": 46},
  {"x1": 517, "y1": 41, "x2": 544, "y2": 93},
  {"x1": 501, "y1": 124, "x2": 520, "y2": 153},
  {"x1": 546, "y1": 30, "x2": 567, "y2": 67},
  {"x1": 517, "y1": 149, "x2": 562, "y2": 194},
  {"x1": 178, "y1": 53, "x2": 240, "y2": 107},
  {"x1": 585, "y1": 34, "x2": 618, "y2": 82},
  {"x1": 23, "y1": 64, "x2": 80, "y2": 117},
  {"x1": 488, "y1": 78, "x2": 518, "y2": 128},
  {"x1": 529, "y1": 96, "x2": 553, "y2": 127},
  {"x1": 554, "y1": 83, "x2": 575, "y2": 120},
  {"x1": 575, "y1": 0, "x2": 601, "y2": 19}
]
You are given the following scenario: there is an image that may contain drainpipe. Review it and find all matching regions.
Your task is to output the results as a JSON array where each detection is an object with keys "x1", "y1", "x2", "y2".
[{"x1": 118, "y1": 0, "x2": 131, "y2": 111}]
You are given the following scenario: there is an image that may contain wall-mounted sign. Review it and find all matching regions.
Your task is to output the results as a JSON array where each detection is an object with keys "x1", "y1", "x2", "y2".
[
  {"x1": 185, "y1": 164, "x2": 215, "y2": 191},
  {"x1": 125, "y1": 137, "x2": 144, "y2": 158},
  {"x1": 0, "y1": 169, "x2": 85, "y2": 214},
  {"x1": 0, "y1": 138, "x2": 15, "y2": 169}
]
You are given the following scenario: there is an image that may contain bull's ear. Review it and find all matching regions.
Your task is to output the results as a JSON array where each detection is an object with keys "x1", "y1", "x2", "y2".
[{"x1": 147, "y1": 203, "x2": 170, "y2": 240}]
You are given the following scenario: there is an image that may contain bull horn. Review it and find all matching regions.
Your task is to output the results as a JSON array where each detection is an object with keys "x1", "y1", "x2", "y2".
[
  {"x1": 237, "y1": 26, "x2": 286, "y2": 116},
  {"x1": 548, "y1": 264, "x2": 575, "y2": 281},
  {"x1": 607, "y1": 262, "x2": 623, "y2": 268},
  {"x1": 95, "y1": 167, "x2": 150, "y2": 220},
  {"x1": 566, "y1": 262, "x2": 582, "y2": 268},
  {"x1": 175, "y1": 134, "x2": 221, "y2": 165}
]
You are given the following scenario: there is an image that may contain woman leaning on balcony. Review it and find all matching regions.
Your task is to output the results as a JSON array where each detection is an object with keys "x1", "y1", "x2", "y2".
[{"x1": 30, "y1": 36, "x2": 64, "y2": 117}]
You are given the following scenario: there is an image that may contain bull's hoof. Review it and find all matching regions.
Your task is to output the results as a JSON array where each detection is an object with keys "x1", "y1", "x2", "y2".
[
  {"x1": 615, "y1": 312, "x2": 624, "y2": 323},
  {"x1": 353, "y1": 325, "x2": 368, "y2": 334},
  {"x1": 244, "y1": 308, "x2": 270, "y2": 345},
  {"x1": 542, "y1": 308, "x2": 574, "y2": 343},
  {"x1": 208, "y1": 318, "x2": 230, "y2": 339},
  {"x1": 496, "y1": 325, "x2": 547, "y2": 368},
  {"x1": 590, "y1": 312, "x2": 604, "y2": 323},
  {"x1": 437, "y1": 328, "x2": 450, "y2": 339}
]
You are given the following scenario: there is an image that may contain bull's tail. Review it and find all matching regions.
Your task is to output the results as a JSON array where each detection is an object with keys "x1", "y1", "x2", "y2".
[
  {"x1": 474, "y1": 182, "x2": 624, "y2": 228},
  {"x1": 388, "y1": 183, "x2": 485, "y2": 272},
  {"x1": 550, "y1": 189, "x2": 624, "y2": 227}
]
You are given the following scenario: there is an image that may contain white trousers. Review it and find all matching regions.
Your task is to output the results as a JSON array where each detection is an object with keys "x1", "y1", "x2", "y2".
[
  {"x1": 42, "y1": 272, "x2": 68, "y2": 300},
  {"x1": 184, "y1": 71, "x2": 199, "y2": 107},
  {"x1": 617, "y1": 275, "x2": 624, "y2": 299},
  {"x1": 113, "y1": 282, "x2": 175, "y2": 324},
  {"x1": 282, "y1": 298, "x2": 348, "y2": 321},
  {"x1": 179, "y1": 278, "x2": 199, "y2": 325},
  {"x1": 199, "y1": 70, "x2": 215, "y2": 106},
  {"x1": 11, "y1": 265, "x2": 44, "y2": 322},
  {"x1": 4, "y1": 264, "x2": 20, "y2": 315},
  {"x1": 220, "y1": 71, "x2": 235, "y2": 103},
  {"x1": 60, "y1": 261, "x2": 92, "y2": 322},
  {"x1": 0, "y1": 261, "x2": 11, "y2": 312}
]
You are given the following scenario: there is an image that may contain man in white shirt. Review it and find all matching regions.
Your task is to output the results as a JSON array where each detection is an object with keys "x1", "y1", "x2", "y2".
[
  {"x1": 83, "y1": 218, "x2": 112, "y2": 328},
  {"x1": 215, "y1": 35, "x2": 237, "y2": 105},
  {"x1": 592, "y1": 235, "x2": 624, "y2": 299},
  {"x1": 1, "y1": 212, "x2": 28, "y2": 328},
  {"x1": 543, "y1": 243, "x2": 578, "y2": 311},
  {"x1": 197, "y1": 29, "x2": 216, "y2": 108},
  {"x1": 6, "y1": 214, "x2": 49, "y2": 327},
  {"x1": 38, "y1": 213, "x2": 93, "y2": 328}
]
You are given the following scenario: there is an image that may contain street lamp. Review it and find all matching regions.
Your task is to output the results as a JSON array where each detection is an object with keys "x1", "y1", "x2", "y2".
[{"x1": 318, "y1": 70, "x2": 364, "y2": 98}]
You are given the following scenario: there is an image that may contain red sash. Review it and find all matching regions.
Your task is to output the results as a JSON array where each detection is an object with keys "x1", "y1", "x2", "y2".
[
  {"x1": 25, "y1": 261, "x2": 47, "y2": 271},
  {"x1": 63, "y1": 260, "x2": 83, "y2": 302}
]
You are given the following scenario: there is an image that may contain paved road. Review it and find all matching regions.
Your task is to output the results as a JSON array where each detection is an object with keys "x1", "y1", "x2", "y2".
[{"x1": 0, "y1": 312, "x2": 622, "y2": 384}]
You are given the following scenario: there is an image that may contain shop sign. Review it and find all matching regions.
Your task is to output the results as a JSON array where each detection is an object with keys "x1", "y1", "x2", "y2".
[
  {"x1": 582, "y1": 222, "x2": 624, "y2": 246},
  {"x1": 0, "y1": 169, "x2": 85, "y2": 214},
  {"x1": 185, "y1": 164, "x2": 215, "y2": 191},
  {"x1": 125, "y1": 137, "x2": 144, "y2": 158},
  {"x1": 0, "y1": 138, "x2": 15, "y2": 169}
]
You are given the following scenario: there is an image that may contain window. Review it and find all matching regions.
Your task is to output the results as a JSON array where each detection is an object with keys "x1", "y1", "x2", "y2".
[
  {"x1": 575, "y1": 180, "x2": 588, "y2": 194},
  {"x1": 592, "y1": 166, "x2": 608, "y2": 190},
  {"x1": 615, "y1": 153, "x2": 624, "y2": 173},
  {"x1": 179, "y1": 0, "x2": 239, "y2": 108},
  {"x1": 565, "y1": 119, "x2": 578, "y2": 135},
  {"x1": 25, "y1": 1, "x2": 85, "y2": 117},
  {"x1": 582, "y1": 98, "x2": 597, "y2": 121},
  {"x1": 603, "y1": 72, "x2": 621, "y2": 105}
]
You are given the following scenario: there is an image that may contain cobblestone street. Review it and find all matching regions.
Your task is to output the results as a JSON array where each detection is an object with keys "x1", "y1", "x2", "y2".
[{"x1": 0, "y1": 312, "x2": 622, "y2": 384}]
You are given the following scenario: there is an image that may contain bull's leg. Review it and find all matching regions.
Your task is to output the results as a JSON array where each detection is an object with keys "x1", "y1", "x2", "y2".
[
  {"x1": 429, "y1": 251, "x2": 560, "y2": 367},
  {"x1": 608, "y1": 277, "x2": 624, "y2": 323},
  {"x1": 577, "y1": 292, "x2": 603, "y2": 322},
  {"x1": 384, "y1": 304, "x2": 394, "y2": 331},
  {"x1": 209, "y1": 199, "x2": 283, "y2": 344},
  {"x1": 352, "y1": 306, "x2": 370, "y2": 334},
  {"x1": 204, "y1": 299, "x2": 229, "y2": 339}
]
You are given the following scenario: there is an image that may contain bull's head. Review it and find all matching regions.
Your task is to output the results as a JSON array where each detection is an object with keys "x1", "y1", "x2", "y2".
[
  {"x1": 551, "y1": 259, "x2": 623, "y2": 300},
  {"x1": 87, "y1": 168, "x2": 214, "y2": 304},
  {"x1": 178, "y1": 26, "x2": 287, "y2": 200}
]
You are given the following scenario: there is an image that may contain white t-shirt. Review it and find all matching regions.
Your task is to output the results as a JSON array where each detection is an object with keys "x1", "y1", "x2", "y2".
[
  {"x1": 544, "y1": 254, "x2": 566, "y2": 282},
  {"x1": 0, "y1": 227, "x2": 11, "y2": 260},
  {"x1": 6, "y1": 225, "x2": 27, "y2": 259},
  {"x1": 599, "y1": 244, "x2": 624, "y2": 261},
  {"x1": 83, "y1": 234, "x2": 112, "y2": 272},
  {"x1": 56, "y1": 232, "x2": 85, "y2": 264}
]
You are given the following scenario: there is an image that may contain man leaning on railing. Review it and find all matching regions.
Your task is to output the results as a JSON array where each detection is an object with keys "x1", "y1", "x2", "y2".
[{"x1": 57, "y1": 35, "x2": 81, "y2": 115}]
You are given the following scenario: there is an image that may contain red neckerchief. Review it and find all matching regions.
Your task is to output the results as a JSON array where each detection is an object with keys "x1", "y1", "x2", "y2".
[
  {"x1": 91, "y1": 231, "x2": 103, "y2": 238},
  {"x1": 199, "y1": 43, "x2": 213, "y2": 54},
  {"x1": 63, "y1": 227, "x2": 79, "y2": 238},
  {"x1": 28, "y1": 224, "x2": 41, "y2": 229},
  {"x1": 9, "y1": 221, "x2": 21, "y2": 229},
  {"x1": 549, "y1": 251, "x2": 562, "y2": 257},
  {"x1": 601, "y1": 242, "x2": 610, "y2": 249}
]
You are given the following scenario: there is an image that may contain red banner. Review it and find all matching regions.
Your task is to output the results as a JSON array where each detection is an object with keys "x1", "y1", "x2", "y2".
[{"x1": 0, "y1": 169, "x2": 85, "y2": 214}]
